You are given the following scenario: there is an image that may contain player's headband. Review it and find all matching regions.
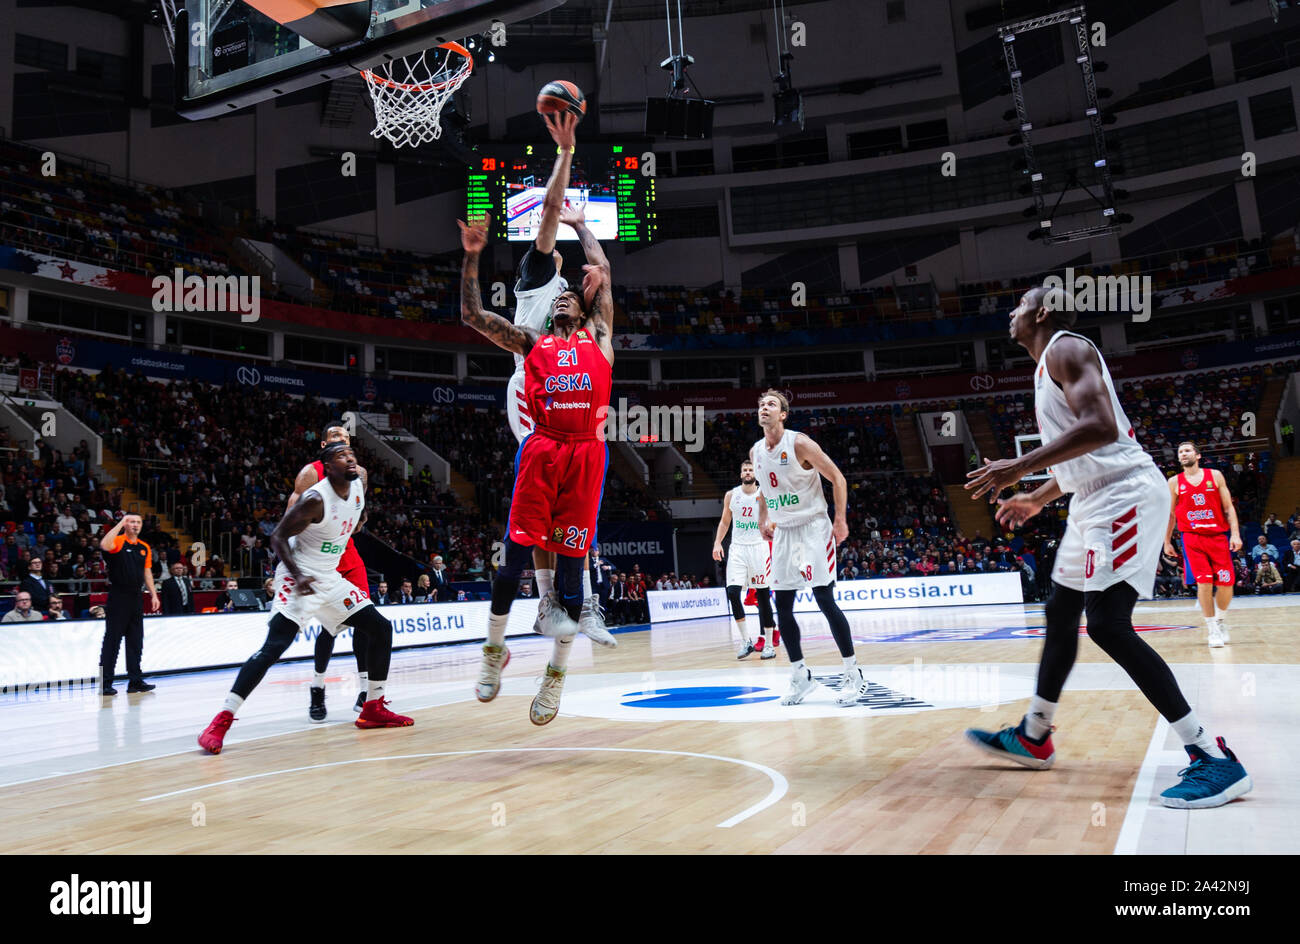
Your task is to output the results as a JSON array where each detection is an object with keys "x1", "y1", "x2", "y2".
[{"x1": 319, "y1": 442, "x2": 351, "y2": 463}]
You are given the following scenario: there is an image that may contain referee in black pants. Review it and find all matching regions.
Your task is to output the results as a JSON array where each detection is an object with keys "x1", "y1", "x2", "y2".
[{"x1": 98, "y1": 514, "x2": 161, "y2": 695}]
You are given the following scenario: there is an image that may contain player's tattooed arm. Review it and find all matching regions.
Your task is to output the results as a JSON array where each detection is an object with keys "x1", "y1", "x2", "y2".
[
  {"x1": 458, "y1": 216, "x2": 537, "y2": 355},
  {"x1": 270, "y1": 492, "x2": 324, "y2": 585},
  {"x1": 356, "y1": 465, "x2": 369, "y2": 530}
]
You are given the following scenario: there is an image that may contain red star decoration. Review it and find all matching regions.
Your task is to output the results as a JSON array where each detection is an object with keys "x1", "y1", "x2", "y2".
[
  {"x1": 57, "y1": 262, "x2": 77, "y2": 279},
  {"x1": 1177, "y1": 288, "x2": 1198, "y2": 302},
  {"x1": 617, "y1": 337, "x2": 632, "y2": 348}
]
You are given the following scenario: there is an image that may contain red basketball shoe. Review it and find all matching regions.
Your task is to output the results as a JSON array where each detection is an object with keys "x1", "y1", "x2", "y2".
[
  {"x1": 198, "y1": 710, "x2": 235, "y2": 754},
  {"x1": 356, "y1": 697, "x2": 414, "y2": 729}
]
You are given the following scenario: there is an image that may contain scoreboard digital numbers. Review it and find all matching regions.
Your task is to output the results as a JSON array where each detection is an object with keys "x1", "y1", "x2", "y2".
[{"x1": 466, "y1": 144, "x2": 656, "y2": 243}]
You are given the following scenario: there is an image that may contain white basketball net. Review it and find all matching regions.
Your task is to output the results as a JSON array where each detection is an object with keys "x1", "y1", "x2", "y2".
[{"x1": 361, "y1": 44, "x2": 472, "y2": 149}]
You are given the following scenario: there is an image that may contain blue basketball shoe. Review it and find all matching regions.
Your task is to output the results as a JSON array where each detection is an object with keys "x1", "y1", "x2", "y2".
[
  {"x1": 1159, "y1": 737, "x2": 1252, "y2": 809},
  {"x1": 964, "y1": 718, "x2": 1055, "y2": 770}
]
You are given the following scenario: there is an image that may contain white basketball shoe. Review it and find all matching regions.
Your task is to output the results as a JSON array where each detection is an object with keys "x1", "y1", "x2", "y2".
[
  {"x1": 836, "y1": 667, "x2": 871, "y2": 707},
  {"x1": 780, "y1": 665, "x2": 818, "y2": 705}
]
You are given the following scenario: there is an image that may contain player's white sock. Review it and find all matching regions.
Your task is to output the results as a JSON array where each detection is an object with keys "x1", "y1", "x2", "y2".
[
  {"x1": 1024, "y1": 695, "x2": 1056, "y2": 740},
  {"x1": 736, "y1": 617, "x2": 750, "y2": 643},
  {"x1": 222, "y1": 693, "x2": 244, "y2": 714},
  {"x1": 536, "y1": 569, "x2": 554, "y2": 596},
  {"x1": 1171, "y1": 711, "x2": 1225, "y2": 758},
  {"x1": 369, "y1": 680, "x2": 386, "y2": 702},
  {"x1": 582, "y1": 568, "x2": 592, "y2": 597},
  {"x1": 790, "y1": 659, "x2": 805, "y2": 674},
  {"x1": 358, "y1": 671, "x2": 368, "y2": 696},
  {"x1": 841, "y1": 655, "x2": 857, "y2": 674},
  {"x1": 1214, "y1": 605, "x2": 1229, "y2": 620},
  {"x1": 487, "y1": 611, "x2": 508, "y2": 648},
  {"x1": 551, "y1": 635, "x2": 575, "y2": 671},
  {"x1": 312, "y1": 672, "x2": 326, "y2": 688},
  {"x1": 1204, "y1": 615, "x2": 1220, "y2": 631}
]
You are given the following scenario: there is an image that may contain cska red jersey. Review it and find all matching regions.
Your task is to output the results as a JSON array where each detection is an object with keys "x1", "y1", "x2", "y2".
[
  {"x1": 1174, "y1": 469, "x2": 1228, "y2": 534},
  {"x1": 523, "y1": 328, "x2": 612, "y2": 441}
]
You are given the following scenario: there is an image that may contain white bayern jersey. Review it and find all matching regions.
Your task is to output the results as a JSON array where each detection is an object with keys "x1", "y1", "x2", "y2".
[
  {"x1": 752, "y1": 428, "x2": 828, "y2": 526},
  {"x1": 511, "y1": 269, "x2": 567, "y2": 370},
  {"x1": 728, "y1": 485, "x2": 764, "y2": 546},
  {"x1": 1034, "y1": 330, "x2": 1151, "y2": 493},
  {"x1": 289, "y1": 476, "x2": 365, "y2": 579}
]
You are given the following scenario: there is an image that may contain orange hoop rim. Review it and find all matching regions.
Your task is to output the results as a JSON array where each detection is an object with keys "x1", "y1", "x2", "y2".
[{"x1": 360, "y1": 41, "x2": 473, "y2": 92}]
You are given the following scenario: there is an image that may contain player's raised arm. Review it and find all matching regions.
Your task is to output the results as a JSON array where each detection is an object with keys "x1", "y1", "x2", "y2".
[
  {"x1": 459, "y1": 214, "x2": 537, "y2": 355},
  {"x1": 534, "y1": 112, "x2": 578, "y2": 254},
  {"x1": 560, "y1": 201, "x2": 615, "y2": 348},
  {"x1": 795, "y1": 433, "x2": 848, "y2": 543}
]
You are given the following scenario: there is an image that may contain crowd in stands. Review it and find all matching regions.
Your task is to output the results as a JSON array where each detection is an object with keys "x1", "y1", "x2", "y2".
[
  {"x1": 0, "y1": 139, "x2": 239, "y2": 278},
  {"x1": 701, "y1": 406, "x2": 903, "y2": 489}
]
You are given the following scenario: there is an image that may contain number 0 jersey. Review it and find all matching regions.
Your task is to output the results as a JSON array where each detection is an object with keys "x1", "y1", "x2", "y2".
[
  {"x1": 289, "y1": 476, "x2": 365, "y2": 580},
  {"x1": 1174, "y1": 470, "x2": 1228, "y2": 534}
]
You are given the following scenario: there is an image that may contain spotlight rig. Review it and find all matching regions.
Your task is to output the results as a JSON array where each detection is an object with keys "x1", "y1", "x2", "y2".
[{"x1": 1000, "y1": 4, "x2": 1127, "y2": 244}]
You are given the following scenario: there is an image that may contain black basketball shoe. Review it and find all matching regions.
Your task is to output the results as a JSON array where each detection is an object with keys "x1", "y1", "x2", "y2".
[{"x1": 309, "y1": 686, "x2": 327, "y2": 723}]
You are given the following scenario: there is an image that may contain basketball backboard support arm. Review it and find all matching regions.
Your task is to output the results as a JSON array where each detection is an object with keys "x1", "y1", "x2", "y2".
[{"x1": 174, "y1": 0, "x2": 564, "y2": 120}]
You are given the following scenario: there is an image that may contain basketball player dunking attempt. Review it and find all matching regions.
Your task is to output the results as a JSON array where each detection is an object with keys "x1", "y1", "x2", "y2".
[
  {"x1": 458, "y1": 200, "x2": 614, "y2": 726},
  {"x1": 750, "y1": 391, "x2": 867, "y2": 706},
  {"x1": 291, "y1": 423, "x2": 372, "y2": 721},
  {"x1": 964, "y1": 284, "x2": 1251, "y2": 809},
  {"x1": 1164, "y1": 441, "x2": 1242, "y2": 649},
  {"x1": 505, "y1": 110, "x2": 609, "y2": 646},
  {"x1": 713, "y1": 459, "x2": 779, "y2": 660},
  {"x1": 198, "y1": 443, "x2": 411, "y2": 753}
]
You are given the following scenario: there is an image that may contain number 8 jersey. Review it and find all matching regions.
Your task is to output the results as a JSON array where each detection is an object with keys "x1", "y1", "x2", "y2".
[{"x1": 752, "y1": 429, "x2": 828, "y2": 527}]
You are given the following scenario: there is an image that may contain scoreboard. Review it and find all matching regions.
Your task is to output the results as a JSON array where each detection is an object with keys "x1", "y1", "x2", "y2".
[{"x1": 466, "y1": 144, "x2": 656, "y2": 243}]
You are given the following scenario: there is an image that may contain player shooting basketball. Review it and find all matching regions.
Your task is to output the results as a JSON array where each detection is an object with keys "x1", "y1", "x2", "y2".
[
  {"x1": 503, "y1": 109, "x2": 611, "y2": 648},
  {"x1": 458, "y1": 193, "x2": 617, "y2": 725}
]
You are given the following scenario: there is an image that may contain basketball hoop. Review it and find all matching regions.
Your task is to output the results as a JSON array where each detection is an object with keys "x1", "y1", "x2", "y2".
[{"x1": 360, "y1": 41, "x2": 473, "y2": 148}]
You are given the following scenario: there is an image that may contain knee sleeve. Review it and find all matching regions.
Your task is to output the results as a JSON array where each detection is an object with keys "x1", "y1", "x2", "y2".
[
  {"x1": 345, "y1": 605, "x2": 393, "y2": 681},
  {"x1": 313, "y1": 625, "x2": 335, "y2": 673},
  {"x1": 231, "y1": 614, "x2": 299, "y2": 698},
  {"x1": 754, "y1": 588, "x2": 775, "y2": 629},
  {"x1": 726, "y1": 585, "x2": 745, "y2": 621},
  {"x1": 1084, "y1": 582, "x2": 1190, "y2": 721},
  {"x1": 490, "y1": 539, "x2": 534, "y2": 615},
  {"x1": 1038, "y1": 584, "x2": 1084, "y2": 702},
  {"x1": 812, "y1": 585, "x2": 854, "y2": 658},
  {"x1": 773, "y1": 589, "x2": 803, "y2": 662},
  {"x1": 555, "y1": 552, "x2": 584, "y2": 621}
]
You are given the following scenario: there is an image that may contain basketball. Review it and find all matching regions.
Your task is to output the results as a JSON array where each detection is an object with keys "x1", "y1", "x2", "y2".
[{"x1": 536, "y1": 80, "x2": 586, "y2": 119}]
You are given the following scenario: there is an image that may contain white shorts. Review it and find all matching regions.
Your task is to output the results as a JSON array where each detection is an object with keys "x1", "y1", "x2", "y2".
[
  {"x1": 725, "y1": 541, "x2": 771, "y2": 589},
  {"x1": 506, "y1": 370, "x2": 534, "y2": 443},
  {"x1": 270, "y1": 563, "x2": 373, "y2": 632},
  {"x1": 1053, "y1": 465, "x2": 1170, "y2": 598},
  {"x1": 770, "y1": 516, "x2": 836, "y2": 590}
]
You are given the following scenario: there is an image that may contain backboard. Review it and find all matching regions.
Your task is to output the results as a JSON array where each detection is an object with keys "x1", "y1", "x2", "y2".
[{"x1": 175, "y1": 0, "x2": 563, "y2": 119}]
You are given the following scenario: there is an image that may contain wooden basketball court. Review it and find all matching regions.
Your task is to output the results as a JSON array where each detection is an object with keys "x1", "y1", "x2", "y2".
[{"x1": 2, "y1": 597, "x2": 1295, "y2": 854}]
